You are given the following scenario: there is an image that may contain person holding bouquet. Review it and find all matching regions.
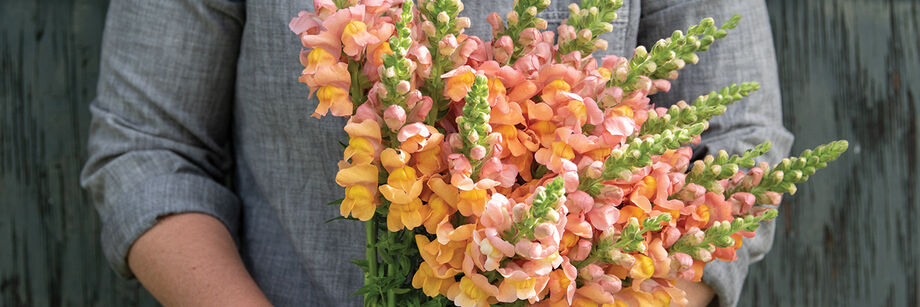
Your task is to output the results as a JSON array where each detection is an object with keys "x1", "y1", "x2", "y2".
[{"x1": 82, "y1": 0, "x2": 794, "y2": 306}]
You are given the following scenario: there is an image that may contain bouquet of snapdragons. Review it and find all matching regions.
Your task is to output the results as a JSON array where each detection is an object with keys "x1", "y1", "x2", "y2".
[{"x1": 289, "y1": 0, "x2": 846, "y2": 306}]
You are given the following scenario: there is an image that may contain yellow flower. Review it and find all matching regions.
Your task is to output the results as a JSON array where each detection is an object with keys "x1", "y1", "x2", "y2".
[
  {"x1": 335, "y1": 163, "x2": 378, "y2": 187},
  {"x1": 313, "y1": 85, "x2": 353, "y2": 118},
  {"x1": 341, "y1": 185, "x2": 376, "y2": 221},
  {"x1": 304, "y1": 48, "x2": 337, "y2": 74},
  {"x1": 415, "y1": 235, "x2": 465, "y2": 275},
  {"x1": 343, "y1": 137, "x2": 376, "y2": 165},
  {"x1": 423, "y1": 196, "x2": 456, "y2": 234},
  {"x1": 597, "y1": 67, "x2": 612, "y2": 81},
  {"x1": 413, "y1": 144, "x2": 446, "y2": 176},
  {"x1": 411, "y1": 261, "x2": 456, "y2": 297},
  {"x1": 378, "y1": 166, "x2": 424, "y2": 204},
  {"x1": 629, "y1": 254, "x2": 655, "y2": 291},
  {"x1": 457, "y1": 189, "x2": 487, "y2": 217},
  {"x1": 341, "y1": 20, "x2": 378, "y2": 57},
  {"x1": 444, "y1": 70, "x2": 476, "y2": 101},
  {"x1": 565, "y1": 100, "x2": 588, "y2": 124},
  {"x1": 448, "y1": 276, "x2": 497, "y2": 307},
  {"x1": 372, "y1": 42, "x2": 393, "y2": 66},
  {"x1": 610, "y1": 105, "x2": 634, "y2": 118},
  {"x1": 380, "y1": 148, "x2": 410, "y2": 173},
  {"x1": 387, "y1": 198, "x2": 426, "y2": 231}
]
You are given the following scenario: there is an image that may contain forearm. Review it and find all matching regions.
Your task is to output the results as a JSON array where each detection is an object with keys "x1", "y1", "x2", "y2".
[{"x1": 128, "y1": 213, "x2": 271, "y2": 307}]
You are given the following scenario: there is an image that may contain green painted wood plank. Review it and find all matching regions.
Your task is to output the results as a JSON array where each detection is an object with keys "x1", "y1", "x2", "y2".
[
  {"x1": 0, "y1": 0, "x2": 157, "y2": 306},
  {"x1": 741, "y1": 0, "x2": 920, "y2": 306},
  {"x1": 1, "y1": 0, "x2": 918, "y2": 306}
]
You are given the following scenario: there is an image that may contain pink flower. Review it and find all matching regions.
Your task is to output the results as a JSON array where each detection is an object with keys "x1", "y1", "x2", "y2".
[{"x1": 383, "y1": 105, "x2": 407, "y2": 131}]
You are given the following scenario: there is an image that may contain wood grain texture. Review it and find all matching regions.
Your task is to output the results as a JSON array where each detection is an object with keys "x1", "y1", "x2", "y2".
[
  {"x1": 0, "y1": 0, "x2": 157, "y2": 306},
  {"x1": 0, "y1": 0, "x2": 916, "y2": 306},
  {"x1": 740, "y1": 0, "x2": 920, "y2": 306}
]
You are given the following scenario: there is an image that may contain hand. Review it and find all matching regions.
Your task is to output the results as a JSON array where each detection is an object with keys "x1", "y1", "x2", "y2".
[{"x1": 675, "y1": 279, "x2": 715, "y2": 307}]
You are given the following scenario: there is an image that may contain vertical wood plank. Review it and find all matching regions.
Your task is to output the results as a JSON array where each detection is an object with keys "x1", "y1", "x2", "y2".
[
  {"x1": 1, "y1": 0, "x2": 918, "y2": 306},
  {"x1": 741, "y1": 0, "x2": 920, "y2": 305},
  {"x1": 0, "y1": 0, "x2": 158, "y2": 305}
]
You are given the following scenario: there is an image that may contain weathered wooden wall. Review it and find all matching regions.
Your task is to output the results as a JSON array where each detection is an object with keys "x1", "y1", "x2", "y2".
[
  {"x1": 740, "y1": 0, "x2": 920, "y2": 306},
  {"x1": 0, "y1": 0, "x2": 158, "y2": 305},
  {"x1": 0, "y1": 0, "x2": 916, "y2": 306}
]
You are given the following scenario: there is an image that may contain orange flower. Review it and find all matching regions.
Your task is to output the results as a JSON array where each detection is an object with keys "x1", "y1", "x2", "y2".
[
  {"x1": 378, "y1": 166, "x2": 424, "y2": 204},
  {"x1": 416, "y1": 235, "x2": 466, "y2": 275},
  {"x1": 303, "y1": 48, "x2": 337, "y2": 74},
  {"x1": 340, "y1": 184, "x2": 376, "y2": 221},
  {"x1": 341, "y1": 20, "x2": 379, "y2": 57},
  {"x1": 388, "y1": 198, "x2": 427, "y2": 231},
  {"x1": 457, "y1": 189, "x2": 488, "y2": 217},
  {"x1": 412, "y1": 260, "x2": 456, "y2": 297},
  {"x1": 442, "y1": 66, "x2": 477, "y2": 101},
  {"x1": 413, "y1": 144, "x2": 447, "y2": 176},
  {"x1": 447, "y1": 275, "x2": 499, "y2": 307},
  {"x1": 423, "y1": 195, "x2": 456, "y2": 233},
  {"x1": 541, "y1": 79, "x2": 571, "y2": 106},
  {"x1": 313, "y1": 85, "x2": 353, "y2": 118}
]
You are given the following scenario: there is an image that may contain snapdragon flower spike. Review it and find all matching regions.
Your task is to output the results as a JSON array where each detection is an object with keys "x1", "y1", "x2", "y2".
[
  {"x1": 615, "y1": 214, "x2": 671, "y2": 252},
  {"x1": 600, "y1": 123, "x2": 706, "y2": 181},
  {"x1": 572, "y1": 214, "x2": 670, "y2": 268},
  {"x1": 733, "y1": 140, "x2": 849, "y2": 204},
  {"x1": 456, "y1": 75, "x2": 492, "y2": 176},
  {"x1": 670, "y1": 209, "x2": 778, "y2": 260},
  {"x1": 641, "y1": 82, "x2": 760, "y2": 136},
  {"x1": 610, "y1": 15, "x2": 741, "y2": 91},
  {"x1": 418, "y1": 0, "x2": 467, "y2": 123},
  {"x1": 683, "y1": 142, "x2": 772, "y2": 193},
  {"x1": 504, "y1": 177, "x2": 565, "y2": 243},
  {"x1": 378, "y1": 1, "x2": 415, "y2": 108},
  {"x1": 558, "y1": 0, "x2": 624, "y2": 56},
  {"x1": 494, "y1": 0, "x2": 551, "y2": 63}
]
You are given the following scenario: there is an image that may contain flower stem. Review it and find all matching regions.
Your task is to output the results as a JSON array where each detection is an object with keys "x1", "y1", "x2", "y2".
[
  {"x1": 365, "y1": 218, "x2": 378, "y2": 305},
  {"x1": 386, "y1": 231, "x2": 396, "y2": 307}
]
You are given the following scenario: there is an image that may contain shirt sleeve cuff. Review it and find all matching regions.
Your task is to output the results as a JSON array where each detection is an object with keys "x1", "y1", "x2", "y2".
[{"x1": 99, "y1": 173, "x2": 241, "y2": 278}]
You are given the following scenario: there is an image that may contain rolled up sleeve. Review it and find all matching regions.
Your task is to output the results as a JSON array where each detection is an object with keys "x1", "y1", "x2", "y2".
[
  {"x1": 80, "y1": 0, "x2": 245, "y2": 278},
  {"x1": 638, "y1": 1, "x2": 794, "y2": 306}
]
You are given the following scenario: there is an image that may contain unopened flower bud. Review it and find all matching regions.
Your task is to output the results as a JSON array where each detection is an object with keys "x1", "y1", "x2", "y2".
[
  {"x1": 601, "y1": 22, "x2": 613, "y2": 33},
  {"x1": 526, "y1": 6, "x2": 538, "y2": 16},
  {"x1": 577, "y1": 29, "x2": 593, "y2": 42},
  {"x1": 448, "y1": 133, "x2": 463, "y2": 149},
  {"x1": 485, "y1": 132, "x2": 502, "y2": 145},
  {"x1": 534, "y1": 18, "x2": 547, "y2": 30},
  {"x1": 634, "y1": 46, "x2": 648, "y2": 59},
  {"x1": 396, "y1": 81, "x2": 411, "y2": 95},
  {"x1": 506, "y1": 11, "x2": 519, "y2": 25},
  {"x1": 455, "y1": 17, "x2": 471, "y2": 29},
  {"x1": 421, "y1": 21, "x2": 437, "y2": 36},
  {"x1": 696, "y1": 249, "x2": 713, "y2": 262},
  {"x1": 586, "y1": 161, "x2": 603, "y2": 179},
  {"x1": 544, "y1": 210, "x2": 560, "y2": 223},
  {"x1": 534, "y1": 222, "x2": 556, "y2": 239},
  {"x1": 512, "y1": 203, "x2": 528, "y2": 222},
  {"x1": 470, "y1": 145, "x2": 487, "y2": 160},
  {"x1": 466, "y1": 130, "x2": 480, "y2": 143},
  {"x1": 383, "y1": 105, "x2": 407, "y2": 131},
  {"x1": 437, "y1": 11, "x2": 450, "y2": 23},
  {"x1": 568, "y1": 3, "x2": 579, "y2": 13},
  {"x1": 385, "y1": 67, "x2": 396, "y2": 78},
  {"x1": 593, "y1": 39, "x2": 608, "y2": 52}
]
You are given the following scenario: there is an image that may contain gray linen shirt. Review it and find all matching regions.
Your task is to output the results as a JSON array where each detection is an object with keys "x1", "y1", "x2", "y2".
[{"x1": 81, "y1": 0, "x2": 793, "y2": 306}]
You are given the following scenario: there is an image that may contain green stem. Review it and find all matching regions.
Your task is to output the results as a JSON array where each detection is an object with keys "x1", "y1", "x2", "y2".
[
  {"x1": 364, "y1": 218, "x2": 378, "y2": 305},
  {"x1": 386, "y1": 231, "x2": 396, "y2": 307}
]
